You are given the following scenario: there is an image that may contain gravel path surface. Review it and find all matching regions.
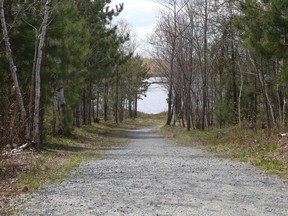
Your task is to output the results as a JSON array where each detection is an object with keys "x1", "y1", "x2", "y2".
[{"x1": 20, "y1": 127, "x2": 288, "y2": 216}]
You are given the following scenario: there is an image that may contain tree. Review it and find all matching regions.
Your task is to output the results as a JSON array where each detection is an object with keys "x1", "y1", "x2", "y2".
[
  {"x1": 235, "y1": 0, "x2": 288, "y2": 129},
  {"x1": 46, "y1": 0, "x2": 90, "y2": 135},
  {"x1": 0, "y1": 0, "x2": 30, "y2": 142},
  {"x1": 76, "y1": 0, "x2": 124, "y2": 124},
  {"x1": 32, "y1": 0, "x2": 52, "y2": 144},
  {"x1": 0, "y1": 0, "x2": 151, "y2": 150}
]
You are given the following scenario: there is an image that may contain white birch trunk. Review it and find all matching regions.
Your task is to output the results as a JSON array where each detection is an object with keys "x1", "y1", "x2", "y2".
[
  {"x1": 28, "y1": 32, "x2": 39, "y2": 136},
  {"x1": 0, "y1": 0, "x2": 30, "y2": 141},
  {"x1": 32, "y1": 0, "x2": 52, "y2": 144}
]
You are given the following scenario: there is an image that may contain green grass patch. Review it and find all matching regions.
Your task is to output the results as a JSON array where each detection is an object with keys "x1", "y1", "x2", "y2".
[{"x1": 16, "y1": 154, "x2": 82, "y2": 191}]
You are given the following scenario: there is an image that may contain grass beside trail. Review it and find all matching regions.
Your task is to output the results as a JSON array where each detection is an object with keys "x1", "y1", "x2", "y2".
[
  {"x1": 160, "y1": 125, "x2": 288, "y2": 182},
  {"x1": 1, "y1": 121, "x2": 135, "y2": 214},
  {"x1": 13, "y1": 114, "x2": 166, "y2": 195}
]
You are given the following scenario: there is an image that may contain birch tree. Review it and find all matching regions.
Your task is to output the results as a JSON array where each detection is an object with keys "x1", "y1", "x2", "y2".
[
  {"x1": 0, "y1": 0, "x2": 30, "y2": 141},
  {"x1": 32, "y1": 0, "x2": 51, "y2": 144}
]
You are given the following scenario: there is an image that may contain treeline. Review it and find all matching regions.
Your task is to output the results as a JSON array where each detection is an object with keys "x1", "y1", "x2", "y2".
[
  {"x1": 0, "y1": 0, "x2": 149, "y2": 149},
  {"x1": 150, "y1": 0, "x2": 288, "y2": 131}
]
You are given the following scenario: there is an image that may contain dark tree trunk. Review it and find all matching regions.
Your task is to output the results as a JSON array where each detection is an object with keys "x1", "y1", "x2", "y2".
[
  {"x1": 186, "y1": 90, "x2": 192, "y2": 131},
  {"x1": 82, "y1": 89, "x2": 87, "y2": 124},
  {"x1": 96, "y1": 89, "x2": 100, "y2": 119},
  {"x1": 87, "y1": 84, "x2": 92, "y2": 125},
  {"x1": 75, "y1": 104, "x2": 81, "y2": 128},
  {"x1": 128, "y1": 100, "x2": 133, "y2": 119},
  {"x1": 166, "y1": 84, "x2": 173, "y2": 125},
  {"x1": 104, "y1": 81, "x2": 109, "y2": 121},
  {"x1": 114, "y1": 80, "x2": 119, "y2": 123},
  {"x1": 134, "y1": 93, "x2": 138, "y2": 119}
]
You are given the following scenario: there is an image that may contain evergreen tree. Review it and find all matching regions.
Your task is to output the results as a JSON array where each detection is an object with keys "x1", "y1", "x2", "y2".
[
  {"x1": 45, "y1": 0, "x2": 90, "y2": 135},
  {"x1": 236, "y1": 0, "x2": 288, "y2": 128}
]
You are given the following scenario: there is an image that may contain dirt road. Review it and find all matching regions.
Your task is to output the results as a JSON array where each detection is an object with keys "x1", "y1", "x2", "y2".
[{"x1": 19, "y1": 127, "x2": 288, "y2": 215}]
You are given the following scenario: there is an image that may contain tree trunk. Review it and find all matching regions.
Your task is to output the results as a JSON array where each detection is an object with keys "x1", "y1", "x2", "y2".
[
  {"x1": 104, "y1": 81, "x2": 109, "y2": 121},
  {"x1": 231, "y1": 41, "x2": 237, "y2": 123},
  {"x1": 75, "y1": 104, "x2": 81, "y2": 128},
  {"x1": 28, "y1": 33, "x2": 39, "y2": 138},
  {"x1": 276, "y1": 59, "x2": 285, "y2": 128},
  {"x1": 201, "y1": 0, "x2": 208, "y2": 130},
  {"x1": 260, "y1": 59, "x2": 275, "y2": 128},
  {"x1": 166, "y1": 84, "x2": 173, "y2": 125},
  {"x1": 134, "y1": 93, "x2": 138, "y2": 119},
  {"x1": 87, "y1": 83, "x2": 92, "y2": 125},
  {"x1": 96, "y1": 89, "x2": 100, "y2": 119},
  {"x1": 0, "y1": 0, "x2": 30, "y2": 142},
  {"x1": 119, "y1": 87, "x2": 124, "y2": 123},
  {"x1": 249, "y1": 53, "x2": 275, "y2": 130},
  {"x1": 82, "y1": 89, "x2": 87, "y2": 124},
  {"x1": 237, "y1": 57, "x2": 244, "y2": 128},
  {"x1": 32, "y1": 0, "x2": 52, "y2": 144},
  {"x1": 282, "y1": 97, "x2": 286, "y2": 128},
  {"x1": 52, "y1": 88, "x2": 60, "y2": 134},
  {"x1": 128, "y1": 100, "x2": 133, "y2": 119},
  {"x1": 52, "y1": 80, "x2": 66, "y2": 134},
  {"x1": 92, "y1": 100, "x2": 95, "y2": 122},
  {"x1": 186, "y1": 77, "x2": 192, "y2": 130},
  {"x1": 115, "y1": 79, "x2": 119, "y2": 123},
  {"x1": 173, "y1": 91, "x2": 180, "y2": 126},
  {"x1": 186, "y1": 96, "x2": 191, "y2": 131}
]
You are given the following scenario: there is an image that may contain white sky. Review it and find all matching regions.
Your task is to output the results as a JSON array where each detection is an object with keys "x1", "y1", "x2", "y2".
[{"x1": 111, "y1": 0, "x2": 160, "y2": 56}]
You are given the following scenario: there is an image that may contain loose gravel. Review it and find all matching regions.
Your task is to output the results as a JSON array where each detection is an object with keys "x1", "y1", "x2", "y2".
[{"x1": 19, "y1": 127, "x2": 288, "y2": 216}]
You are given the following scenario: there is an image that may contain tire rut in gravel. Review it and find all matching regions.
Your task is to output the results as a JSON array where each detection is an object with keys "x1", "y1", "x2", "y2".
[{"x1": 19, "y1": 126, "x2": 288, "y2": 216}]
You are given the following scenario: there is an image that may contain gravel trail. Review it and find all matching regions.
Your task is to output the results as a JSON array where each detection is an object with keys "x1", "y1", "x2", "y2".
[{"x1": 20, "y1": 127, "x2": 288, "y2": 216}]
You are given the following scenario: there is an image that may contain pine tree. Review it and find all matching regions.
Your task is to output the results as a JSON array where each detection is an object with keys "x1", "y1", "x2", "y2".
[{"x1": 236, "y1": 0, "x2": 288, "y2": 128}]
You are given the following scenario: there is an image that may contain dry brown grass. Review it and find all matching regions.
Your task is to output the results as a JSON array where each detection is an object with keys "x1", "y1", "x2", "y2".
[{"x1": 0, "y1": 152, "x2": 40, "y2": 213}]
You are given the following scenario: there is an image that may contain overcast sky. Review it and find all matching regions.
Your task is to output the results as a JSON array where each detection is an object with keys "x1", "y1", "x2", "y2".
[{"x1": 111, "y1": 0, "x2": 160, "y2": 56}]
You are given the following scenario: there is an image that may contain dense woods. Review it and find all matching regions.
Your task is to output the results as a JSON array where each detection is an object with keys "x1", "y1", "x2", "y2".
[
  {"x1": 0, "y1": 0, "x2": 149, "y2": 149},
  {"x1": 1, "y1": 1, "x2": 288, "y2": 213},
  {"x1": 150, "y1": 0, "x2": 288, "y2": 132},
  {"x1": 1, "y1": 0, "x2": 288, "y2": 150}
]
